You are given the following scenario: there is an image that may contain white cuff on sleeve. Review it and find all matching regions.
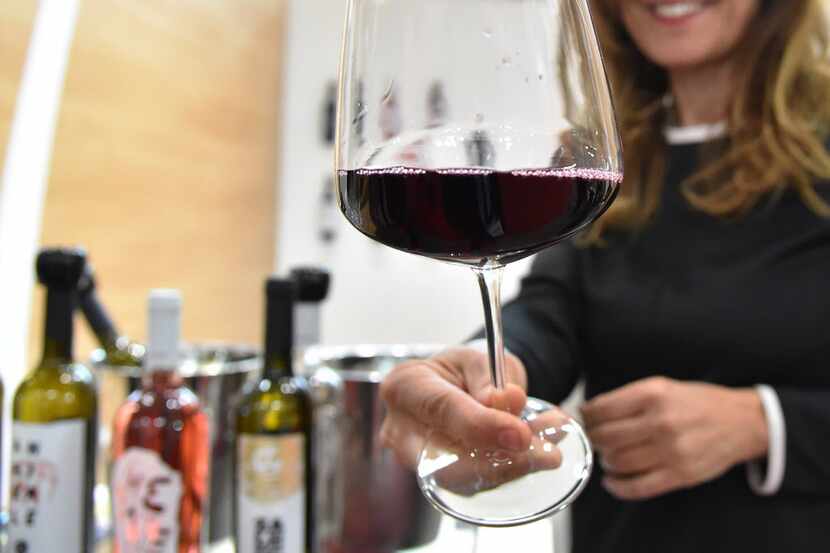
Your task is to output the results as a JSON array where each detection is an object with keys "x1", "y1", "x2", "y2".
[{"x1": 747, "y1": 384, "x2": 786, "y2": 496}]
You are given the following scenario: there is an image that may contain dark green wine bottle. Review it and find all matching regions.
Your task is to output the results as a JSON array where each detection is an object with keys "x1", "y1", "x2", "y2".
[
  {"x1": 10, "y1": 247, "x2": 98, "y2": 553},
  {"x1": 234, "y1": 278, "x2": 312, "y2": 553},
  {"x1": 79, "y1": 264, "x2": 144, "y2": 368}
]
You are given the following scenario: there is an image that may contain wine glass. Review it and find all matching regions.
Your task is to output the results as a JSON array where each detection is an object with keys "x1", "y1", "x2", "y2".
[{"x1": 335, "y1": 0, "x2": 622, "y2": 527}]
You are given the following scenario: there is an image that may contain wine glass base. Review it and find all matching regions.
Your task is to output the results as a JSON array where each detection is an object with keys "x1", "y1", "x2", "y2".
[{"x1": 417, "y1": 397, "x2": 593, "y2": 527}]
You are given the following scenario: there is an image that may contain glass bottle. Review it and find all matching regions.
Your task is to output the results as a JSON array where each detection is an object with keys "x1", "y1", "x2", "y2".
[
  {"x1": 234, "y1": 278, "x2": 312, "y2": 553},
  {"x1": 291, "y1": 267, "x2": 337, "y2": 553},
  {"x1": 78, "y1": 264, "x2": 145, "y2": 368},
  {"x1": 110, "y1": 290, "x2": 210, "y2": 553},
  {"x1": 290, "y1": 267, "x2": 331, "y2": 357},
  {"x1": 10, "y1": 247, "x2": 98, "y2": 553}
]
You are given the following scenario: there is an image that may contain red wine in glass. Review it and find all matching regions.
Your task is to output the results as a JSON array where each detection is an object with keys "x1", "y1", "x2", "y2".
[{"x1": 338, "y1": 166, "x2": 620, "y2": 265}]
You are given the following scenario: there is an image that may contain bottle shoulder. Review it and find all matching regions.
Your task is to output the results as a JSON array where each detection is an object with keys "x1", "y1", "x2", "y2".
[
  {"x1": 14, "y1": 363, "x2": 97, "y2": 421},
  {"x1": 236, "y1": 376, "x2": 311, "y2": 434},
  {"x1": 122, "y1": 383, "x2": 203, "y2": 415},
  {"x1": 101, "y1": 345, "x2": 143, "y2": 368},
  {"x1": 16, "y1": 362, "x2": 96, "y2": 395},
  {"x1": 237, "y1": 376, "x2": 310, "y2": 406}
]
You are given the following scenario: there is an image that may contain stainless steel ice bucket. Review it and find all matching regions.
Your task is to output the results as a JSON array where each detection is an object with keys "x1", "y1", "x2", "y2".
[
  {"x1": 303, "y1": 344, "x2": 444, "y2": 553},
  {"x1": 179, "y1": 343, "x2": 262, "y2": 543}
]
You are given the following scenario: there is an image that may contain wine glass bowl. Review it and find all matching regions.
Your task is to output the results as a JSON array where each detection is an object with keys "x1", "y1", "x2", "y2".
[{"x1": 336, "y1": 0, "x2": 621, "y2": 527}]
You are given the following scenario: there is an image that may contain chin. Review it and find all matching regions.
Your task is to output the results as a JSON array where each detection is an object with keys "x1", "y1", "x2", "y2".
[{"x1": 645, "y1": 44, "x2": 726, "y2": 71}]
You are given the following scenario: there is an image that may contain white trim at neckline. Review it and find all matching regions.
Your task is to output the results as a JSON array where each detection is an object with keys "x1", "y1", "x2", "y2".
[{"x1": 664, "y1": 121, "x2": 728, "y2": 145}]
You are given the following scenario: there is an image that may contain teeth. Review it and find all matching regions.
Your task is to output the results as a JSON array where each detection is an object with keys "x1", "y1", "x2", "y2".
[{"x1": 654, "y1": 2, "x2": 704, "y2": 18}]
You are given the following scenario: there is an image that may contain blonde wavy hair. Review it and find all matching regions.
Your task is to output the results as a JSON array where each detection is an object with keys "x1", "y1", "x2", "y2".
[{"x1": 586, "y1": 0, "x2": 830, "y2": 239}]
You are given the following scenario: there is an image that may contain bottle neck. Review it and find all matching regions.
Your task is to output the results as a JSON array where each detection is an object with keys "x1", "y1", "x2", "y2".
[
  {"x1": 79, "y1": 287, "x2": 120, "y2": 348},
  {"x1": 263, "y1": 345, "x2": 292, "y2": 380},
  {"x1": 141, "y1": 368, "x2": 183, "y2": 390},
  {"x1": 145, "y1": 291, "x2": 181, "y2": 372},
  {"x1": 41, "y1": 288, "x2": 75, "y2": 364},
  {"x1": 263, "y1": 283, "x2": 294, "y2": 380},
  {"x1": 294, "y1": 302, "x2": 320, "y2": 352}
]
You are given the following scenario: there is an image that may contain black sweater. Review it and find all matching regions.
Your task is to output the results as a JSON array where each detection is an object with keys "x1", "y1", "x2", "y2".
[{"x1": 501, "y1": 142, "x2": 830, "y2": 552}]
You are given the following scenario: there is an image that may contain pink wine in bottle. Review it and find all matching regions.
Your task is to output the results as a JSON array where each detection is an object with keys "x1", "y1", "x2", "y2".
[{"x1": 111, "y1": 290, "x2": 210, "y2": 553}]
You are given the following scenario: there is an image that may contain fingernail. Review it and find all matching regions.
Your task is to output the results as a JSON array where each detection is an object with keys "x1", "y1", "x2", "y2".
[{"x1": 498, "y1": 429, "x2": 523, "y2": 451}]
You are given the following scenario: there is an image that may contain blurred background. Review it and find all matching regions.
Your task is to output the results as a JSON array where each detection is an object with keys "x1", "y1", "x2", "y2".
[
  {"x1": 0, "y1": 1, "x2": 544, "y2": 550},
  {"x1": 0, "y1": 0, "x2": 540, "y2": 408},
  {"x1": 0, "y1": 0, "x2": 544, "y2": 389}
]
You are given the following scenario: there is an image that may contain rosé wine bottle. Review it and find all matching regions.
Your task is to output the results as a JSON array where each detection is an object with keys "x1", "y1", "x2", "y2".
[{"x1": 110, "y1": 290, "x2": 210, "y2": 553}]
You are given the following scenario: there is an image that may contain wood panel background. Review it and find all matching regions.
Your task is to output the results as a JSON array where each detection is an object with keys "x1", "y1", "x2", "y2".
[{"x1": 13, "y1": 0, "x2": 286, "y2": 361}]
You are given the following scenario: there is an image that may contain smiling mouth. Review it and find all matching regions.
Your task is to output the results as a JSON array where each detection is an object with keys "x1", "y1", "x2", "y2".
[{"x1": 649, "y1": 2, "x2": 711, "y2": 19}]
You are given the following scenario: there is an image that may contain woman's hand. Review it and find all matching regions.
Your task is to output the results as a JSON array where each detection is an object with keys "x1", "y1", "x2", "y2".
[
  {"x1": 581, "y1": 377, "x2": 769, "y2": 501},
  {"x1": 379, "y1": 347, "x2": 542, "y2": 467}
]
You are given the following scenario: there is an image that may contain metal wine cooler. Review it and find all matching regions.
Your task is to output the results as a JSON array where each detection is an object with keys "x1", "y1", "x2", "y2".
[
  {"x1": 91, "y1": 343, "x2": 444, "y2": 553},
  {"x1": 303, "y1": 344, "x2": 443, "y2": 553}
]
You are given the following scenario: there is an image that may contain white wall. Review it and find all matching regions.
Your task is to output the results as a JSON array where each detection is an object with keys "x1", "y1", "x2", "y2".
[{"x1": 274, "y1": 0, "x2": 532, "y2": 348}]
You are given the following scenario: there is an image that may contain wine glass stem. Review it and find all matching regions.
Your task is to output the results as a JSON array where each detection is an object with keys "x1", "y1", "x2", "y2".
[{"x1": 475, "y1": 263, "x2": 506, "y2": 392}]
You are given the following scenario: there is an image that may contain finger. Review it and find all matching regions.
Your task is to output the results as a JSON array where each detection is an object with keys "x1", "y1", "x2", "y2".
[
  {"x1": 582, "y1": 378, "x2": 669, "y2": 427},
  {"x1": 528, "y1": 435, "x2": 564, "y2": 470},
  {"x1": 444, "y1": 348, "x2": 528, "y2": 405},
  {"x1": 430, "y1": 450, "x2": 530, "y2": 496},
  {"x1": 601, "y1": 443, "x2": 661, "y2": 476},
  {"x1": 381, "y1": 361, "x2": 532, "y2": 452},
  {"x1": 379, "y1": 412, "x2": 430, "y2": 469},
  {"x1": 381, "y1": 410, "x2": 475, "y2": 469},
  {"x1": 603, "y1": 469, "x2": 679, "y2": 501},
  {"x1": 527, "y1": 406, "x2": 571, "y2": 445},
  {"x1": 504, "y1": 384, "x2": 528, "y2": 416},
  {"x1": 481, "y1": 383, "x2": 528, "y2": 416},
  {"x1": 440, "y1": 347, "x2": 528, "y2": 415},
  {"x1": 429, "y1": 436, "x2": 562, "y2": 497},
  {"x1": 587, "y1": 415, "x2": 655, "y2": 452}
]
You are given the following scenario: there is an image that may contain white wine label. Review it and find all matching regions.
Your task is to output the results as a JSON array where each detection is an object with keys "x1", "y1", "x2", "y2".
[
  {"x1": 9, "y1": 419, "x2": 87, "y2": 553},
  {"x1": 237, "y1": 434, "x2": 306, "y2": 553},
  {"x1": 112, "y1": 447, "x2": 184, "y2": 553}
]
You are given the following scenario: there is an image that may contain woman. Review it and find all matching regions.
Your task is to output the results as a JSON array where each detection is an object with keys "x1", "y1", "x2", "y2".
[{"x1": 379, "y1": 1, "x2": 830, "y2": 551}]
